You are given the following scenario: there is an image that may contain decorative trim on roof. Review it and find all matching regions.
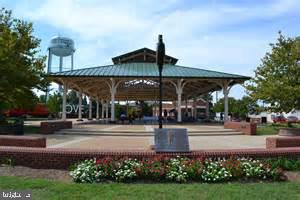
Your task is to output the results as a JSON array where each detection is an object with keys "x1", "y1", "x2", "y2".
[
  {"x1": 111, "y1": 48, "x2": 178, "y2": 65},
  {"x1": 48, "y1": 62, "x2": 250, "y2": 80}
]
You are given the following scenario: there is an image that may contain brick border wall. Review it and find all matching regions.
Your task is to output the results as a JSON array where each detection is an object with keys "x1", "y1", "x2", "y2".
[
  {"x1": 266, "y1": 137, "x2": 300, "y2": 149},
  {"x1": 40, "y1": 121, "x2": 72, "y2": 134},
  {"x1": 224, "y1": 121, "x2": 257, "y2": 135},
  {"x1": 0, "y1": 136, "x2": 46, "y2": 148},
  {"x1": 0, "y1": 147, "x2": 299, "y2": 169}
]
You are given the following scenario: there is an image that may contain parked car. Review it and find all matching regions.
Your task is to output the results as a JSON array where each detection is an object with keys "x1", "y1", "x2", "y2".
[
  {"x1": 272, "y1": 116, "x2": 287, "y2": 123},
  {"x1": 287, "y1": 116, "x2": 299, "y2": 123}
]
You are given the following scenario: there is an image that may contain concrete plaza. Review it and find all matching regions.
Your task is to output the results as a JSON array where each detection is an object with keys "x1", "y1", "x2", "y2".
[{"x1": 26, "y1": 122, "x2": 270, "y2": 150}]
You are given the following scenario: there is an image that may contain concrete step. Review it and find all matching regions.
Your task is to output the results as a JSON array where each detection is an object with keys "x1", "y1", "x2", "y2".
[
  {"x1": 54, "y1": 130, "x2": 243, "y2": 136},
  {"x1": 56, "y1": 128, "x2": 239, "y2": 134}
]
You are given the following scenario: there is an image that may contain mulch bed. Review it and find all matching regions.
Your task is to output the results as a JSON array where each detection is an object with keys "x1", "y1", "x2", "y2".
[{"x1": 0, "y1": 165, "x2": 72, "y2": 182}]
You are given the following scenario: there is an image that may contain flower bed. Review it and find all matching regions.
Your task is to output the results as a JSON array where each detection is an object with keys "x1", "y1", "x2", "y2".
[{"x1": 70, "y1": 156, "x2": 284, "y2": 183}]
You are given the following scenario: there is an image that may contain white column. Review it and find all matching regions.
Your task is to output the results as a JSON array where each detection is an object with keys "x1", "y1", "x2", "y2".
[
  {"x1": 185, "y1": 98, "x2": 188, "y2": 116},
  {"x1": 101, "y1": 99, "x2": 104, "y2": 119},
  {"x1": 62, "y1": 82, "x2": 67, "y2": 120},
  {"x1": 223, "y1": 84, "x2": 229, "y2": 122},
  {"x1": 206, "y1": 100, "x2": 210, "y2": 119},
  {"x1": 173, "y1": 79, "x2": 184, "y2": 123},
  {"x1": 111, "y1": 92, "x2": 116, "y2": 122},
  {"x1": 177, "y1": 91, "x2": 182, "y2": 122},
  {"x1": 96, "y1": 98, "x2": 99, "y2": 120},
  {"x1": 88, "y1": 97, "x2": 92, "y2": 120},
  {"x1": 105, "y1": 100, "x2": 109, "y2": 119},
  {"x1": 77, "y1": 91, "x2": 82, "y2": 121},
  {"x1": 109, "y1": 78, "x2": 118, "y2": 122},
  {"x1": 192, "y1": 99, "x2": 195, "y2": 118}
]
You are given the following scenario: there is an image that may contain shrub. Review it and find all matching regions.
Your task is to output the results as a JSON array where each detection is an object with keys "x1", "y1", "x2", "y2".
[
  {"x1": 114, "y1": 159, "x2": 140, "y2": 182},
  {"x1": 266, "y1": 157, "x2": 300, "y2": 171},
  {"x1": 165, "y1": 157, "x2": 188, "y2": 183},
  {"x1": 136, "y1": 159, "x2": 165, "y2": 181},
  {"x1": 70, "y1": 157, "x2": 285, "y2": 184},
  {"x1": 201, "y1": 158, "x2": 232, "y2": 182},
  {"x1": 70, "y1": 159, "x2": 97, "y2": 183},
  {"x1": 240, "y1": 158, "x2": 273, "y2": 180}
]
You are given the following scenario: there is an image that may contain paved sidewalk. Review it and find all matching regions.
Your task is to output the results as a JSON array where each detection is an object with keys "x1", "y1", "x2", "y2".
[{"x1": 25, "y1": 123, "x2": 270, "y2": 150}]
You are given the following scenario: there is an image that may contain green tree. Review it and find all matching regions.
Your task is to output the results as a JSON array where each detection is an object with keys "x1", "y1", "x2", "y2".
[
  {"x1": 0, "y1": 8, "x2": 48, "y2": 112},
  {"x1": 213, "y1": 97, "x2": 237, "y2": 114},
  {"x1": 246, "y1": 32, "x2": 300, "y2": 113},
  {"x1": 46, "y1": 92, "x2": 62, "y2": 114},
  {"x1": 67, "y1": 90, "x2": 79, "y2": 105},
  {"x1": 213, "y1": 96, "x2": 259, "y2": 119}
]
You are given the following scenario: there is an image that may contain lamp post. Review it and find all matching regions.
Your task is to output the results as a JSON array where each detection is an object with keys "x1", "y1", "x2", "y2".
[{"x1": 156, "y1": 34, "x2": 165, "y2": 129}]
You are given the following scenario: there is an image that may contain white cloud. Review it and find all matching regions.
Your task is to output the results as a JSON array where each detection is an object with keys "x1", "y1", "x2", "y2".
[{"x1": 12, "y1": 0, "x2": 300, "y2": 98}]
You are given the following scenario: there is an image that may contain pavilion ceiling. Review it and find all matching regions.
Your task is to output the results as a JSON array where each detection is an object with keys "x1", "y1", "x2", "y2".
[{"x1": 51, "y1": 76, "x2": 235, "y2": 101}]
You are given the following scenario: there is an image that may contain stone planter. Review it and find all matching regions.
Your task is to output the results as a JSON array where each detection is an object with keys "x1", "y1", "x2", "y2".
[
  {"x1": 278, "y1": 128, "x2": 300, "y2": 136},
  {"x1": 0, "y1": 119, "x2": 24, "y2": 135},
  {"x1": 154, "y1": 128, "x2": 190, "y2": 152}
]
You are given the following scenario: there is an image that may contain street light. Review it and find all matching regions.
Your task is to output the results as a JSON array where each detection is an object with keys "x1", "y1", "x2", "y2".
[{"x1": 156, "y1": 34, "x2": 165, "y2": 129}]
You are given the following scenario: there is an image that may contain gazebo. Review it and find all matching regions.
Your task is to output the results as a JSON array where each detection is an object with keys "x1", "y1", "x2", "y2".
[{"x1": 48, "y1": 47, "x2": 250, "y2": 122}]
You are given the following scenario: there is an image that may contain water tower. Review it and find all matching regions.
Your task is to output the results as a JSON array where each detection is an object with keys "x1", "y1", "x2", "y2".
[{"x1": 47, "y1": 36, "x2": 75, "y2": 93}]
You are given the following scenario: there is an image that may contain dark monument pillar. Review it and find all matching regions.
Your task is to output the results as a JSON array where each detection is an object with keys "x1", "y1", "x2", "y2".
[
  {"x1": 156, "y1": 35, "x2": 165, "y2": 129},
  {"x1": 154, "y1": 35, "x2": 190, "y2": 152}
]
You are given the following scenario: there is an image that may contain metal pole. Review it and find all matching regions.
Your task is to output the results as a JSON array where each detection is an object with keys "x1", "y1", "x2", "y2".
[
  {"x1": 156, "y1": 34, "x2": 165, "y2": 129},
  {"x1": 159, "y1": 70, "x2": 163, "y2": 128}
]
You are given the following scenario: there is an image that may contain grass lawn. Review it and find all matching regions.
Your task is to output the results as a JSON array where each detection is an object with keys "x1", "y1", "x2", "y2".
[
  {"x1": 257, "y1": 123, "x2": 300, "y2": 135},
  {"x1": 0, "y1": 176, "x2": 299, "y2": 200}
]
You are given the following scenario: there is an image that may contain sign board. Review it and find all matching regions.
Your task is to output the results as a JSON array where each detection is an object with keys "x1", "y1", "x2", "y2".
[{"x1": 154, "y1": 128, "x2": 190, "y2": 152}]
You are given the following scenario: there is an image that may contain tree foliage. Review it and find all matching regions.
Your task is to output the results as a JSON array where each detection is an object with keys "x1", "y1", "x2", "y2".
[
  {"x1": 246, "y1": 32, "x2": 300, "y2": 113},
  {"x1": 0, "y1": 8, "x2": 48, "y2": 111},
  {"x1": 213, "y1": 96, "x2": 260, "y2": 119},
  {"x1": 46, "y1": 92, "x2": 62, "y2": 114}
]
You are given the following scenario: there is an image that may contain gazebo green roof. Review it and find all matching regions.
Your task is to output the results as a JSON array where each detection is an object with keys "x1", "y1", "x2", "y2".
[
  {"x1": 48, "y1": 62, "x2": 250, "y2": 80},
  {"x1": 47, "y1": 47, "x2": 250, "y2": 101}
]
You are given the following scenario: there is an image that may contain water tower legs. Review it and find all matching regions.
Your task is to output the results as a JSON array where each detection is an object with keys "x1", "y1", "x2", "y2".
[
  {"x1": 71, "y1": 54, "x2": 74, "y2": 71},
  {"x1": 59, "y1": 56, "x2": 63, "y2": 92},
  {"x1": 46, "y1": 50, "x2": 52, "y2": 102}
]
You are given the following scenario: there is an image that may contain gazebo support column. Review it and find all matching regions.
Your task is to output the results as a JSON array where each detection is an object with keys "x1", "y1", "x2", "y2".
[
  {"x1": 108, "y1": 78, "x2": 120, "y2": 123},
  {"x1": 105, "y1": 100, "x2": 109, "y2": 119},
  {"x1": 111, "y1": 92, "x2": 115, "y2": 122},
  {"x1": 223, "y1": 85, "x2": 229, "y2": 122},
  {"x1": 77, "y1": 91, "x2": 83, "y2": 121},
  {"x1": 216, "y1": 80, "x2": 233, "y2": 122},
  {"x1": 171, "y1": 79, "x2": 186, "y2": 123},
  {"x1": 96, "y1": 98, "x2": 99, "y2": 120},
  {"x1": 177, "y1": 91, "x2": 182, "y2": 123},
  {"x1": 88, "y1": 97, "x2": 92, "y2": 120},
  {"x1": 185, "y1": 98, "x2": 188, "y2": 117},
  {"x1": 62, "y1": 82, "x2": 67, "y2": 121},
  {"x1": 206, "y1": 101, "x2": 209, "y2": 119},
  {"x1": 101, "y1": 99, "x2": 104, "y2": 119}
]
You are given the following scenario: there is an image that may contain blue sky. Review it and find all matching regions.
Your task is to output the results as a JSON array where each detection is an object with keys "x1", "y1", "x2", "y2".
[{"x1": 1, "y1": 0, "x2": 300, "y2": 101}]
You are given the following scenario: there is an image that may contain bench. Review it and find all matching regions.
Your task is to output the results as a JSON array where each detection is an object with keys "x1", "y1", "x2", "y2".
[
  {"x1": 0, "y1": 136, "x2": 46, "y2": 148},
  {"x1": 40, "y1": 120, "x2": 72, "y2": 134},
  {"x1": 266, "y1": 137, "x2": 300, "y2": 149},
  {"x1": 224, "y1": 121, "x2": 256, "y2": 135}
]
